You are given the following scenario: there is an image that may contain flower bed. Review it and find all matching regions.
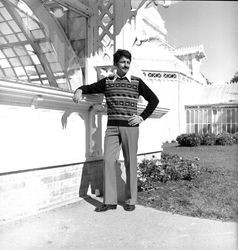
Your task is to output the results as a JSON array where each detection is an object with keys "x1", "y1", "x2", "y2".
[
  {"x1": 137, "y1": 143, "x2": 238, "y2": 222},
  {"x1": 137, "y1": 152, "x2": 200, "y2": 191}
]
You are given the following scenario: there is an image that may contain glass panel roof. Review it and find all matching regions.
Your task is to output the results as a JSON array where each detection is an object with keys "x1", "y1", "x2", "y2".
[
  {"x1": 9, "y1": 57, "x2": 21, "y2": 67},
  {"x1": 0, "y1": 7, "x2": 12, "y2": 20},
  {"x1": 0, "y1": 22, "x2": 13, "y2": 34},
  {"x1": 8, "y1": 19, "x2": 21, "y2": 32},
  {"x1": 0, "y1": 59, "x2": 11, "y2": 68},
  {"x1": 0, "y1": 0, "x2": 87, "y2": 91}
]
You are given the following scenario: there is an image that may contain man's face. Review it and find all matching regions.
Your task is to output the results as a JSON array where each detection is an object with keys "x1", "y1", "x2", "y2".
[{"x1": 116, "y1": 56, "x2": 131, "y2": 77}]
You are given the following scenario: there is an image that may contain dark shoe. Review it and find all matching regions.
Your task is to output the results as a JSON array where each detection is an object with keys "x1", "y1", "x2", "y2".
[
  {"x1": 123, "y1": 204, "x2": 136, "y2": 211},
  {"x1": 95, "y1": 204, "x2": 117, "y2": 212}
]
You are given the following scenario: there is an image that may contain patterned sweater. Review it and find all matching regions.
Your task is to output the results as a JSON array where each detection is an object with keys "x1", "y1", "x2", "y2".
[{"x1": 78, "y1": 75, "x2": 159, "y2": 127}]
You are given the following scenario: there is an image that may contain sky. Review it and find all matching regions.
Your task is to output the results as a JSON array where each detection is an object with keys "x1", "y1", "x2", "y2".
[{"x1": 157, "y1": 1, "x2": 238, "y2": 84}]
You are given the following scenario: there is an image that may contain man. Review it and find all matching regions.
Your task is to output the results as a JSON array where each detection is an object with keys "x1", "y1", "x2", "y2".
[{"x1": 73, "y1": 49, "x2": 159, "y2": 212}]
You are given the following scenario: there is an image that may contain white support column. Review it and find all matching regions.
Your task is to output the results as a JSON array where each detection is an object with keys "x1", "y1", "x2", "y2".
[
  {"x1": 114, "y1": 0, "x2": 132, "y2": 51},
  {"x1": 85, "y1": 104, "x2": 105, "y2": 160},
  {"x1": 86, "y1": 0, "x2": 98, "y2": 84}
]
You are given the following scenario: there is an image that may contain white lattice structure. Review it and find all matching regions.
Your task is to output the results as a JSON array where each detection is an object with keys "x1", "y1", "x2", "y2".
[{"x1": 94, "y1": 0, "x2": 114, "y2": 62}]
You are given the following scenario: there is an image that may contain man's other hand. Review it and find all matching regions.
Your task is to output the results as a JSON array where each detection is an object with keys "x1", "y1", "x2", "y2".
[
  {"x1": 73, "y1": 89, "x2": 83, "y2": 103},
  {"x1": 128, "y1": 114, "x2": 143, "y2": 126}
]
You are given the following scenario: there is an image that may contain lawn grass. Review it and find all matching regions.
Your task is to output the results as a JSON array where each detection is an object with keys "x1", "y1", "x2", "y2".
[{"x1": 137, "y1": 143, "x2": 238, "y2": 222}]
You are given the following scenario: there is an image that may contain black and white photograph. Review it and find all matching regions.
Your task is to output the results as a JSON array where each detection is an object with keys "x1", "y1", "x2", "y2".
[{"x1": 0, "y1": 0, "x2": 237, "y2": 249}]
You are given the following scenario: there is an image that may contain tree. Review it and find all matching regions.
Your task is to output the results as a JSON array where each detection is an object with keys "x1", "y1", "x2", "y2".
[{"x1": 230, "y1": 71, "x2": 238, "y2": 83}]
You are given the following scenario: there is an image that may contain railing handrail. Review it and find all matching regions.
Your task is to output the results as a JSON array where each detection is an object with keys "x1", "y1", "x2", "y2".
[{"x1": 0, "y1": 150, "x2": 162, "y2": 176}]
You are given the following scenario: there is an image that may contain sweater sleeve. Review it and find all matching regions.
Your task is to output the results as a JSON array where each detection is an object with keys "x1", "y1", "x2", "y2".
[
  {"x1": 138, "y1": 79, "x2": 159, "y2": 120},
  {"x1": 77, "y1": 78, "x2": 106, "y2": 94}
]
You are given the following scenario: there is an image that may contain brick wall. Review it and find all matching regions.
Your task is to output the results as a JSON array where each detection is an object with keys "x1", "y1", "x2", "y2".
[{"x1": 0, "y1": 160, "x2": 103, "y2": 224}]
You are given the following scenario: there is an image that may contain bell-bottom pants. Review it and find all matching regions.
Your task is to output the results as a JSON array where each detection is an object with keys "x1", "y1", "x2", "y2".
[{"x1": 103, "y1": 126, "x2": 139, "y2": 205}]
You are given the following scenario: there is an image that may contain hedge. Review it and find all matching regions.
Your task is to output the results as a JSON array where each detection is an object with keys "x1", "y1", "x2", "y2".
[{"x1": 176, "y1": 132, "x2": 237, "y2": 147}]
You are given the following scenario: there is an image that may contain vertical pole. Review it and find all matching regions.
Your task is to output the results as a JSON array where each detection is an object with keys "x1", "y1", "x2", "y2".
[
  {"x1": 178, "y1": 75, "x2": 181, "y2": 134},
  {"x1": 87, "y1": 0, "x2": 98, "y2": 84},
  {"x1": 114, "y1": 0, "x2": 131, "y2": 51}
]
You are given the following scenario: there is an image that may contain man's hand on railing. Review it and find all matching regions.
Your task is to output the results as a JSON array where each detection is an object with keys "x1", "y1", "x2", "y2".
[{"x1": 72, "y1": 89, "x2": 83, "y2": 103}]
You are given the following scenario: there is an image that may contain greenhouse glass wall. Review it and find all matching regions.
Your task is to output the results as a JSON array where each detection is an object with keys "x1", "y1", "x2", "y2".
[{"x1": 186, "y1": 105, "x2": 238, "y2": 134}]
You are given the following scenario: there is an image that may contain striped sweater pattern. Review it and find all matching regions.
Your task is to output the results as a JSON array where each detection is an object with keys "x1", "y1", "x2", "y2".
[
  {"x1": 105, "y1": 77, "x2": 139, "y2": 126},
  {"x1": 78, "y1": 75, "x2": 159, "y2": 127}
]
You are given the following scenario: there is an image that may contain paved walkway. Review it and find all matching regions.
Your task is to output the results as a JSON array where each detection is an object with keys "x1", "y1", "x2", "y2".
[{"x1": 0, "y1": 197, "x2": 237, "y2": 250}]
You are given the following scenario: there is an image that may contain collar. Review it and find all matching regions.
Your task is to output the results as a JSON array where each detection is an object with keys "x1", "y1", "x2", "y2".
[{"x1": 113, "y1": 70, "x2": 132, "y2": 82}]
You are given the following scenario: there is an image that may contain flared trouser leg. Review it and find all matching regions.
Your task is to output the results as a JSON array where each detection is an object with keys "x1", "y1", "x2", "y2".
[
  {"x1": 103, "y1": 126, "x2": 139, "y2": 205},
  {"x1": 120, "y1": 127, "x2": 139, "y2": 205},
  {"x1": 103, "y1": 126, "x2": 121, "y2": 204}
]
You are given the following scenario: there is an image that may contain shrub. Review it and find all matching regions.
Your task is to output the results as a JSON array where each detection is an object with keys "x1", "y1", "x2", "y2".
[
  {"x1": 232, "y1": 133, "x2": 238, "y2": 144},
  {"x1": 176, "y1": 133, "x2": 202, "y2": 147},
  {"x1": 176, "y1": 134, "x2": 188, "y2": 146},
  {"x1": 137, "y1": 152, "x2": 200, "y2": 191},
  {"x1": 201, "y1": 133, "x2": 216, "y2": 145},
  {"x1": 215, "y1": 133, "x2": 234, "y2": 145}
]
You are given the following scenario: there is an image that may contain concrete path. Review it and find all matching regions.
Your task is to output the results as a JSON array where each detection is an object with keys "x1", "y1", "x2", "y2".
[{"x1": 0, "y1": 197, "x2": 237, "y2": 250}]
